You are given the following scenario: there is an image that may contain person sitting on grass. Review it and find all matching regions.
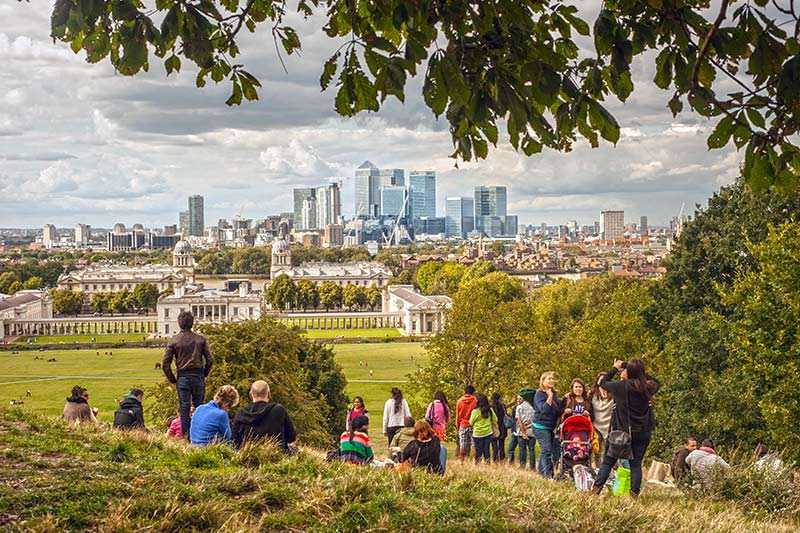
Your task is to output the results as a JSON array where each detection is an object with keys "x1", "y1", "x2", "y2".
[
  {"x1": 113, "y1": 389, "x2": 145, "y2": 430},
  {"x1": 232, "y1": 380, "x2": 297, "y2": 453},
  {"x1": 62, "y1": 385, "x2": 97, "y2": 424},
  {"x1": 401, "y1": 420, "x2": 443, "y2": 474},
  {"x1": 189, "y1": 385, "x2": 239, "y2": 446},
  {"x1": 339, "y1": 415, "x2": 373, "y2": 465}
]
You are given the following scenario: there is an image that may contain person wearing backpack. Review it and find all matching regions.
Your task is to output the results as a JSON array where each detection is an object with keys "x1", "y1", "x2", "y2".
[
  {"x1": 113, "y1": 389, "x2": 145, "y2": 430},
  {"x1": 591, "y1": 359, "x2": 660, "y2": 497}
]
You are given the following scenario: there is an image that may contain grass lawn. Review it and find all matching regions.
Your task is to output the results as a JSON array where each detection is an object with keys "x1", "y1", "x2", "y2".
[
  {"x1": 0, "y1": 343, "x2": 427, "y2": 429},
  {"x1": 14, "y1": 333, "x2": 151, "y2": 345},
  {"x1": 300, "y1": 327, "x2": 402, "y2": 339}
]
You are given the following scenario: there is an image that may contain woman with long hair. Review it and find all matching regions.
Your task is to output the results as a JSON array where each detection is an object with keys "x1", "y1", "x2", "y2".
[
  {"x1": 382, "y1": 387, "x2": 411, "y2": 445},
  {"x1": 591, "y1": 359, "x2": 660, "y2": 497},
  {"x1": 346, "y1": 396, "x2": 369, "y2": 432},
  {"x1": 561, "y1": 378, "x2": 591, "y2": 423},
  {"x1": 339, "y1": 414, "x2": 373, "y2": 465},
  {"x1": 490, "y1": 392, "x2": 508, "y2": 462},
  {"x1": 425, "y1": 390, "x2": 451, "y2": 442},
  {"x1": 533, "y1": 371, "x2": 563, "y2": 478},
  {"x1": 469, "y1": 394, "x2": 498, "y2": 464},
  {"x1": 589, "y1": 372, "x2": 615, "y2": 467}
]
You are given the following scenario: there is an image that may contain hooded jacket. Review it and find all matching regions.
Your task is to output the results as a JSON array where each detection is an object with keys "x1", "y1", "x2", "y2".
[
  {"x1": 113, "y1": 395, "x2": 145, "y2": 429},
  {"x1": 232, "y1": 401, "x2": 296, "y2": 450}
]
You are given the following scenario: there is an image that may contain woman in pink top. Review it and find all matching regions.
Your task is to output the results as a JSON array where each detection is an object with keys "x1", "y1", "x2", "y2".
[{"x1": 425, "y1": 391, "x2": 451, "y2": 442}]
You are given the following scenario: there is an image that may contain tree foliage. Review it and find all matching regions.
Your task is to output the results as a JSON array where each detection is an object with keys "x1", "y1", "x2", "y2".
[{"x1": 49, "y1": 0, "x2": 800, "y2": 190}]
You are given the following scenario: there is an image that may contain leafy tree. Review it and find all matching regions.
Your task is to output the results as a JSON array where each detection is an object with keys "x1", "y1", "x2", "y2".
[
  {"x1": 414, "y1": 261, "x2": 443, "y2": 294},
  {"x1": 318, "y1": 281, "x2": 342, "y2": 311},
  {"x1": 133, "y1": 282, "x2": 160, "y2": 312},
  {"x1": 90, "y1": 292, "x2": 110, "y2": 315},
  {"x1": 266, "y1": 274, "x2": 297, "y2": 311},
  {"x1": 295, "y1": 279, "x2": 319, "y2": 311},
  {"x1": 23, "y1": 276, "x2": 43, "y2": 290},
  {"x1": 147, "y1": 318, "x2": 348, "y2": 445},
  {"x1": 51, "y1": 289, "x2": 83, "y2": 316},
  {"x1": 231, "y1": 247, "x2": 271, "y2": 275},
  {"x1": 51, "y1": 1, "x2": 800, "y2": 191},
  {"x1": 366, "y1": 286, "x2": 382, "y2": 310}
]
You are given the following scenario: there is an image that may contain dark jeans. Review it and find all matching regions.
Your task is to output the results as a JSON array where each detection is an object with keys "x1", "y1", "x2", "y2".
[
  {"x1": 517, "y1": 436, "x2": 536, "y2": 469},
  {"x1": 594, "y1": 431, "x2": 651, "y2": 495},
  {"x1": 491, "y1": 436, "x2": 506, "y2": 462},
  {"x1": 533, "y1": 427, "x2": 557, "y2": 478},
  {"x1": 473, "y1": 435, "x2": 492, "y2": 463},
  {"x1": 177, "y1": 372, "x2": 205, "y2": 438}
]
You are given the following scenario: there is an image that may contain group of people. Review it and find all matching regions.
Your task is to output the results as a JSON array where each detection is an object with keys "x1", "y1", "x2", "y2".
[{"x1": 62, "y1": 310, "x2": 297, "y2": 453}]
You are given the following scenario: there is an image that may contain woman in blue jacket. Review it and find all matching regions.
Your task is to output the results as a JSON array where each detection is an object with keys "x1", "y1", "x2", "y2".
[{"x1": 532, "y1": 371, "x2": 563, "y2": 478}]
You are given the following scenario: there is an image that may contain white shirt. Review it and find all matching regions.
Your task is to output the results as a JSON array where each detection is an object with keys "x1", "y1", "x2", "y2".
[{"x1": 382, "y1": 398, "x2": 411, "y2": 432}]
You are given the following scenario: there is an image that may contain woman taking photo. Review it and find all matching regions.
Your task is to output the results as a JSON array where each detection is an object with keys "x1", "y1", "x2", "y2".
[
  {"x1": 591, "y1": 359, "x2": 660, "y2": 497},
  {"x1": 469, "y1": 394, "x2": 498, "y2": 464},
  {"x1": 533, "y1": 371, "x2": 563, "y2": 478},
  {"x1": 589, "y1": 372, "x2": 615, "y2": 467},
  {"x1": 561, "y1": 378, "x2": 591, "y2": 423},
  {"x1": 382, "y1": 387, "x2": 411, "y2": 445},
  {"x1": 346, "y1": 396, "x2": 369, "y2": 431}
]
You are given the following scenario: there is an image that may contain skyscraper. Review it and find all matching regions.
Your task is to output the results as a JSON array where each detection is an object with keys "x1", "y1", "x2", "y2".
[
  {"x1": 445, "y1": 197, "x2": 475, "y2": 238},
  {"x1": 188, "y1": 195, "x2": 204, "y2": 237},
  {"x1": 42, "y1": 224, "x2": 57, "y2": 249},
  {"x1": 602, "y1": 210, "x2": 625, "y2": 241},
  {"x1": 640, "y1": 215, "x2": 649, "y2": 236},
  {"x1": 179, "y1": 211, "x2": 189, "y2": 237},
  {"x1": 74, "y1": 224, "x2": 91, "y2": 246},
  {"x1": 354, "y1": 161, "x2": 404, "y2": 217},
  {"x1": 293, "y1": 187, "x2": 315, "y2": 230},
  {"x1": 409, "y1": 170, "x2": 436, "y2": 219}
]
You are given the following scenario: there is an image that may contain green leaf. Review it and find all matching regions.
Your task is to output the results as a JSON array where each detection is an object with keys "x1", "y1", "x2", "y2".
[{"x1": 707, "y1": 115, "x2": 735, "y2": 149}]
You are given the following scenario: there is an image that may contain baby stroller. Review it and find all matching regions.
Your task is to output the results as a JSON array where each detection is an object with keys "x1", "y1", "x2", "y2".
[{"x1": 557, "y1": 415, "x2": 594, "y2": 490}]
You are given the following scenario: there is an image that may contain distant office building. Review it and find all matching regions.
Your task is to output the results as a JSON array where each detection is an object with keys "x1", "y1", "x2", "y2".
[
  {"x1": 164, "y1": 225, "x2": 177, "y2": 236},
  {"x1": 354, "y1": 161, "x2": 404, "y2": 217},
  {"x1": 409, "y1": 171, "x2": 436, "y2": 219},
  {"x1": 445, "y1": 197, "x2": 475, "y2": 238},
  {"x1": 188, "y1": 195, "x2": 204, "y2": 237},
  {"x1": 74, "y1": 224, "x2": 91, "y2": 246},
  {"x1": 42, "y1": 224, "x2": 57, "y2": 249},
  {"x1": 380, "y1": 186, "x2": 407, "y2": 218},
  {"x1": 301, "y1": 196, "x2": 317, "y2": 231},
  {"x1": 113, "y1": 223, "x2": 126, "y2": 234},
  {"x1": 179, "y1": 211, "x2": 189, "y2": 236},
  {"x1": 602, "y1": 210, "x2": 625, "y2": 241},
  {"x1": 640, "y1": 216, "x2": 649, "y2": 236}
]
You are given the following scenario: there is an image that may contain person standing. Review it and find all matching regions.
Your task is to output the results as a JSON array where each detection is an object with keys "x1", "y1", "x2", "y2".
[
  {"x1": 455, "y1": 385, "x2": 478, "y2": 460},
  {"x1": 162, "y1": 311, "x2": 214, "y2": 439},
  {"x1": 346, "y1": 396, "x2": 369, "y2": 432},
  {"x1": 490, "y1": 393, "x2": 508, "y2": 462},
  {"x1": 382, "y1": 387, "x2": 411, "y2": 446},
  {"x1": 589, "y1": 372, "x2": 615, "y2": 467},
  {"x1": 591, "y1": 359, "x2": 660, "y2": 497},
  {"x1": 469, "y1": 394, "x2": 498, "y2": 464},
  {"x1": 232, "y1": 380, "x2": 297, "y2": 452},
  {"x1": 533, "y1": 372, "x2": 563, "y2": 478},
  {"x1": 189, "y1": 385, "x2": 240, "y2": 446},
  {"x1": 516, "y1": 389, "x2": 537, "y2": 469}
]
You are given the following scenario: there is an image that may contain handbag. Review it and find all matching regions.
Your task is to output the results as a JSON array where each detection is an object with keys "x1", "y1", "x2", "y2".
[{"x1": 605, "y1": 386, "x2": 632, "y2": 460}]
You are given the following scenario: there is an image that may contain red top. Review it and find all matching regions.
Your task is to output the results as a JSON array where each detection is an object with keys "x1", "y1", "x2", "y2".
[{"x1": 455, "y1": 394, "x2": 478, "y2": 429}]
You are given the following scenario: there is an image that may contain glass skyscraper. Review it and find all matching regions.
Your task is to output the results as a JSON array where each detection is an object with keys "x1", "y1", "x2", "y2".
[
  {"x1": 445, "y1": 197, "x2": 475, "y2": 238},
  {"x1": 409, "y1": 170, "x2": 436, "y2": 219},
  {"x1": 188, "y1": 195, "x2": 204, "y2": 237}
]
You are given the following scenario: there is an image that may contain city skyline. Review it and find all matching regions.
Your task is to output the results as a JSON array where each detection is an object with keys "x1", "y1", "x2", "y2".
[{"x1": 0, "y1": 4, "x2": 738, "y2": 228}]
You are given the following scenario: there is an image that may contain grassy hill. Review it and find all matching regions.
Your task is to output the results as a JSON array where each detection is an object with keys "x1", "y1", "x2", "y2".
[{"x1": 0, "y1": 409, "x2": 796, "y2": 532}]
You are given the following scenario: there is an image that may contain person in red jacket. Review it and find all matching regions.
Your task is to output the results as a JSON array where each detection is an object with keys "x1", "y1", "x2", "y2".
[{"x1": 455, "y1": 384, "x2": 478, "y2": 460}]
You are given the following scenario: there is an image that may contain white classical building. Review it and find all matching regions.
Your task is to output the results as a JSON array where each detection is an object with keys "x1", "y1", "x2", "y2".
[
  {"x1": 383, "y1": 285, "x2": 452, "y2": 335},
  {"x1": 57, "y1": 240, "x2": 195, "y2": 294},
  {"x1": 269, "y1": 236, "x2": 391, "y2": 287},
  {"x1": 156, "y1": 280, "x2": 262, "y2": 335}
]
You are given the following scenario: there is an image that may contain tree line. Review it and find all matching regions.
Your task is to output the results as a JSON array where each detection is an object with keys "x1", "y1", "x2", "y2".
[{"x1": 265, "y1": 275, "x2": 382, "y2": 312}]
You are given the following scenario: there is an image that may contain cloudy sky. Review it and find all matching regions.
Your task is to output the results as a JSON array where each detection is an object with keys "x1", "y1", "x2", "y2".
[{"x1": 0, "y1": 2, "x2": 739, "y2": 228}]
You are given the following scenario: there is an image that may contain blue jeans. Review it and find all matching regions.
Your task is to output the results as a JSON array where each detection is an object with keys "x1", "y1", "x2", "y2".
[
  {"x1": 517, "y1": 436, "x2": 536, "y2": 469},
  {"x1": 177, "y1": 373, "x2": 205, "y2": 438},
  {"x1": 594, "y1": 431, "x2": 651, "y2": 495},
  {"x1": 473, "y1": 435, "x2": 492, "y2": 463},
  {"x1": 534, "y1": 427, "x2": 556, "y2": 478}
]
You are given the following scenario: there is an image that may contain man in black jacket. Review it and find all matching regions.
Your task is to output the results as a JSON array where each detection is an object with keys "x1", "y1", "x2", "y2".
[
  {"x1": 232, "y1": 380, "x2": 296, "y2": 452},
  {"x1": 162, "y1": 311, "x2": 213, "y2": 438},
  {"x1": 113, "y1": 389, "x2": 145, "y2": 429}
]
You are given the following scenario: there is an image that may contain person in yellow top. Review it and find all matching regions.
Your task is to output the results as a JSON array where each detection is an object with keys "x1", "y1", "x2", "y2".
[{"x1": 469, "y1": 394, "x2": 498, "y2": 464}]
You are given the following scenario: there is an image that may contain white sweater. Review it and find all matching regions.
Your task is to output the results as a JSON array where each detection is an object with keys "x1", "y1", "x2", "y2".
[{"x1": 382, "y1": 398, "x2": 411, "y2": 432}]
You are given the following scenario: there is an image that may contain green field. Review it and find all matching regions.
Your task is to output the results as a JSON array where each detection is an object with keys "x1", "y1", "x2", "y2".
[
  {"x1": 15, "y1": 333, "x2": 151, "y2": 345},
  {"x1": 0, "y1": 343, "x2": 427, "y2": 430}
]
